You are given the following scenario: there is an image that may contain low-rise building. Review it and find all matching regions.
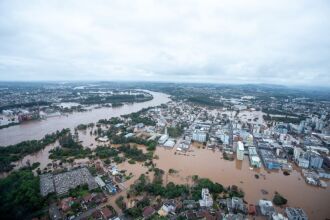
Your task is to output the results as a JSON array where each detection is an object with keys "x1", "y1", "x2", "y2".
[
  {"x1": 236, "y1": 141, "x2": 244, "y2": 161},
  {"x1": 199, "y1": 188, "x2": 213, "y2": 207},
  {"x1": 192, "y1": 130, "x2": 207, "y2": 143},
  {"x1": 285, "y1": 207, "x2": 308, "y2": 220},
  {"x1": 258, "y1": 200, "x2": 275, "y2": 216},
  {"x1": 248, "y1": 147, "x2": 261, "y2": 168}
]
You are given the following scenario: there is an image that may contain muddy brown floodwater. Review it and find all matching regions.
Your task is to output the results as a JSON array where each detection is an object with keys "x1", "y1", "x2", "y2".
[
  {"x1": 153, "y1": 146, "x2": 330, "y2": 220},
  {"x1": 1, "y1": 91, "x2": 329, "y2": 219},
  {"x1": 0, "y1": 90, "x2": 170, "y2": 146}
]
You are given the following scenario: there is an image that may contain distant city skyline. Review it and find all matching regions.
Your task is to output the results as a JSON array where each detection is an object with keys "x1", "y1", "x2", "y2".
[{"x1": 0, "y1": 0, "x2": 330, "y2": 86}]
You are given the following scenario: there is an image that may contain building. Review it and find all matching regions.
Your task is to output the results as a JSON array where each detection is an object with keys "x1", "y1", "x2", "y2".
[
  {"x1": 158, "y1": 134, "x2": 169, "y2": 144},
  {"x1": 308, "y1": 151, "x2": 323, "y2": 169},
  {"x1": 248, "y1": 147, "x2": 261, "y2": 168},
  {"x1": 101, "y1": 207, "x2": 113, "y2": 219},
  {"x1": 297, "y1": 158, "x2": 309, "y2": 169},
  {"x1": 95, "y1": 176, "x2": 106, "y2": 188},
  {"x1": 236, "y1": 141, "x2": 244, "y2": 160},
  {"x1": 258, "y1": 200, "x2": 275, "y2": 216},
  {"x1": 225, "y1": 197, "x2": 247, "y2": 213},
  {"x1": 40, "y1": 167, "x2": 98, "y2": 196},
  {"x1": 259, "y1": 149, "x2": 281, "y2": 170},
  {"x1": 142, "y1": 206, "x2": 155, "y2": 219},
  {"x1": 192, "y1": 130, "x2": 207, "y2": 143},
  {"x1": 49, "y1": 203, "x2": 63, "y2": 220},
  {"x1": 271, "y1": 212, "x2": 288, "y2": 220},
  {"x1": 158, "y1": 200, "x2": 176, "y2": 216},
  {"x1": 163, "y1": 139, "x2": 175, "y2": 148},
  {"x1": 285, "y1": 207, "x2": 308, "y2": 220},
  {"x1": 199, "y1": 188, "x2": 213, "y2": 207}
]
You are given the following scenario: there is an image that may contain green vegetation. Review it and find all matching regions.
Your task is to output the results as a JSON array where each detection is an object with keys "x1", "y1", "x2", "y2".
[
  {"x1": 80, "y1": 94, "x2": 152, "y2": 105},
  {"x1": 168, "y1": 168, "x2": 178, "y2": 174},
  {"x1": 124, "y1": 197, "x2": 150, "y2": 218},
  {"x1": 129, "y1": 172, "x2": 189, "y2": 199},
  {"x1": 118, "y1": 144, "x2": 153, "y2": 162},
  {"x1": 0, "y1": 168, "x2": 45, "y2": 220},
  {"x1": 0, "y1": 101, "x2": 51, "y2": 111},
  {"x1": 68, "y1": 184, "x2": 89, "y2": 197},
  {"x1": 191, "y1": 177, "x2": 224, "y2": 200},
  {"x1": 226, "y1": 185, "x2": 245, "y2": 198},
  {"x1": 31, "y1": 162, "x2": 41, "y2": 170},
  {"x1": 115, "y1": 196, "x2": 126, "y2": 210},
  {"x1": 98, "y1": 117, "x2": 123, "y2": 125},
  {"x1": 49, "y1": 132, "x2": 91, "y2": 160},
  {"x1": 263, "y1": 114, "x2": 303, "y2": 124},
  {"x1": 167, "y1": 125, "x2": 184, "y2": 138},
  {"x1": 0, "y1": 129, "x2": 69, "y2": 172},
  {"x1": 123, "y1": 109, "x2": 156, "y2": 126},
  {"x1": 0, "y1": 122, "x2": 20, "y2": 130},
  {"x1": 94, "y1": 146, "x2": 119, "y2": 159},
  {"x1": 113, "y1": 156, "x2": 125, "y2": 163},
  {"x1": 273, "y1": 192, "x2": 287, "y2": 206},
  {"x1": 76, "y1": 124, "x2": 87, "y2": 130},
  {"x1": 188, "y1": 96, "x2": 223, "y2": 107}
]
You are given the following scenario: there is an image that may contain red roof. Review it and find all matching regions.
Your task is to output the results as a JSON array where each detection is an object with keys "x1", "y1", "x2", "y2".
[
  {"x1": 248, "y1": 204, "x2": 256, "y2": 214},
  {"x1": 142, "y1": 206, "x2": 155, "y2": 218},
  {"x1": 101, "y1": 207, "x2": 113, "y2": 218}
]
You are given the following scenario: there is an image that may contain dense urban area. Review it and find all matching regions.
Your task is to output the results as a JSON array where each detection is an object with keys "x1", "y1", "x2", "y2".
[{"x1": 0, "y1": 82, "x2": 329, "y2": 220}]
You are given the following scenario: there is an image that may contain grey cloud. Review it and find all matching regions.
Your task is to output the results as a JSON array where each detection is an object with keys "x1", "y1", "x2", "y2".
[{"x1": 0, "y1": 0, "x2": 329, "y2": 86}]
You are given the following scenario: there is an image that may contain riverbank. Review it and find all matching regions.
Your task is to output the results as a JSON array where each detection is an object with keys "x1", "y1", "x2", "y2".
[{"x1": 0, "y1": 91, "x2": 170, "y2": 146}]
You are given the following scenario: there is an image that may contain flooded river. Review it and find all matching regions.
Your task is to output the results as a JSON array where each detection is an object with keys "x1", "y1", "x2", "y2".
[
  {"x1": 1, "y1": 90, "x2": 329, "y2": 219},
  {"x1": 0, "y1": 91, "x2": 170, "y2": 146}
]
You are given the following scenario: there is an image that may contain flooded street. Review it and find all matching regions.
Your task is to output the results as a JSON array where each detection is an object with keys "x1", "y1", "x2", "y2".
[
  {"x1": 154, "y1": 146, "x2": 330, "y2": 220},
  {"x1": 1, "y1": 90, "x2": 329, "y2": 219},
  {"x1": 0, "y1": 91, "x2": 170, "y2": 146}
]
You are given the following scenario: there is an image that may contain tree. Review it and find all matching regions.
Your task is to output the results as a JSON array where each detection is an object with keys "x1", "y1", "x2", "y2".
[{"x1": 273, "y1": 192, "x2": 287, "y2": 206}]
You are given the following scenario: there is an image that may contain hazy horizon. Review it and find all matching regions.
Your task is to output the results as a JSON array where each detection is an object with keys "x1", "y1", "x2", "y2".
[{"x1": 1, "y1": 0, "x2": 330, "y2": 86}]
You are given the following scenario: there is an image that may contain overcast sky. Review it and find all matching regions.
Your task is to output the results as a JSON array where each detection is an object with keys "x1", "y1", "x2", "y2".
[{"x1": 0, "y1": 0, "x2": 329, "y2": 86}]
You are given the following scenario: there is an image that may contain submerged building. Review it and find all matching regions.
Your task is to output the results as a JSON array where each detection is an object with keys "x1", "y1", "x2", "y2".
[
  {"x1": 236, "y1": 141, "x2": 244, "y2": 160},
  {"x1": 248, "y1": 147, "x2": 261, "y2": 168}
]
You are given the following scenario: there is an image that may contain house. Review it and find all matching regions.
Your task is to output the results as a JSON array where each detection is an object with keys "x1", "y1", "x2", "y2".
[
  {"x1": 142, "y1": 206, "x2": 155, "y2": 219},
  {"x1": 199, "y1": 188, "x2": 213, "y2": 207},
  {"x1": 83, "y1": 193, "x2": 93, "y2": 203},
  {"x1": 226, "y1": 197, "x2": 247, "y2": 213},
  {"x1": 158, "y1": 200, "x2": 176, "y2": 216},
  {"x1": 285, "y1": 207, "x2": 308, "y2": 220},
  {"x1": 101, "y1": 207, "x2": 113, "y2": 219},
  {"x1": 60, "y1": 197, "x2": 74, "y2": 212},
  {"x1": 49, "y1": 203, "x2": 63, "y2": 220},
  {"x1": 185, "y1": 210, "x2": 196, "y2": 220},
  {"x1": 271, "y1": 212, "x2": 288, "y2": 220},
  {"x1": 259, "y1": 200, "x2": 275, "y2": 216},
  {"x1": 224, "y1": 213, "x2": 244, "y2": 220},
  {"x1": 248, "y1": 204, "x2": 256, "y2": 215}
]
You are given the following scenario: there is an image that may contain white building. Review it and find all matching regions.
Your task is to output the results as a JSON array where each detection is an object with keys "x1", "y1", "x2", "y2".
[
  {"x1": 248, "y1": 147, "x2": 261, "y2": 167},
  {"x1": 199, "y1": 188, "x2": 213, "y2": 207},
  {"x1": 259, "y1": 200, "x2": 275, "y2": 216},
  {"x1": 158, "y1": 134, "x2": 169, "y2": 144},
  {"x1": 95, "y1": 176, "x2": 106, "y2": 187},
  {"x1": 236, "y1": 141, "x2": 244, "y2": 160},
  {"x1": 164, "y1": 139, "x2": 175, "y2": 148},
  {"x1": 192, "y1": 131, "x2": 207, "y2": 143}
]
